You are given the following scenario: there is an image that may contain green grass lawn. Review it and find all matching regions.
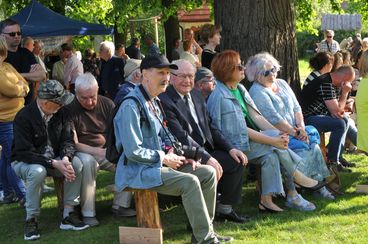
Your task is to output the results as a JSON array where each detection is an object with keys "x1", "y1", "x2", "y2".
[
  {"x1": 299, "y1": 58, "x2": 311, "y2": 85},
  {"x1": 1, "y1": 153, "x2": 368, "y2": 243}
]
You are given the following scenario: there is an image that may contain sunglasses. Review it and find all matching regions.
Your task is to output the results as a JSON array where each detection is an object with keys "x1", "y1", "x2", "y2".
[
  {"x1": 2, "y1": 31, "x2": 22, "y2": 37},
  {"x1": 262, "y1": 66, "x2": 278, "y2": 77},
  {"x1": 236, "y1": 64, "x2": 245, "y2": 71},
  {"x1": 327, "y1": 36, "x2": 333, "y2": 38}
]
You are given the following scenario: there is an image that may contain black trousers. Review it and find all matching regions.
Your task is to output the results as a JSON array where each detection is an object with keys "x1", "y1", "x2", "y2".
[{"x1": 211, "y1": 150, "x2": 245, "y2": 205}]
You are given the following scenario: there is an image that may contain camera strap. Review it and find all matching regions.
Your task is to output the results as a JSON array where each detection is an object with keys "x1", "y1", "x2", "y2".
[{"x1": 138, "y1": 85, "x2": 178, "y2": 146}]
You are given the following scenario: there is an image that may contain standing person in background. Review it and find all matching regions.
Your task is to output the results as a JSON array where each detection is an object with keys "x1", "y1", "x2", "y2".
[
  {"x1": 52, "y1": 49, "x2": 67, "y2": 84},
  {"x1": 115, "y1": 44, "x2": 129, "y2": 60},
  {"x1": 0, "y1": 36, "x2": 28, "y2": 206},
  {"x1": 181, "y1": 28, "x2": 203, "y2": 57},
  {"x1": 33, "y1": 40, "x2": 47, "y2": 74},
  {"x1": 1, "y1": 18, "x2": 46, "y2": 104},
  {"x1": 99, "y1": 41, "x2": 125, "y2": 100},
  {"x1": 125, "y1": 37, "x2": 142, "y2": 60},
  {"x1": 22, "y1": 37, "x2": 34, "y2": 53},
  {"x1": 62, "y1": 43, "x2": 83, "y2": 93},
  {"x1": 82, "y1": 48, "x2": 99, "y2": 79},
  {"x1": 180, "y1": 40, "x2": 201, "y2": 68},
  {"x1": 200, "y1": 24, "x2": 221, "y2": 70},
  {"x1": 145, "y1": 35, "x2": 161, "y2": 56},
  {"x1": 317, "y1": 30, "x2": 340, "y2": 54}
]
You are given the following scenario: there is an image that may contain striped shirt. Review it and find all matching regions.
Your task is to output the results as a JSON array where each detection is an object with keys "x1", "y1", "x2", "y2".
[{"x1": 301, "y1": 73, "x2": 338, "y2": 117}]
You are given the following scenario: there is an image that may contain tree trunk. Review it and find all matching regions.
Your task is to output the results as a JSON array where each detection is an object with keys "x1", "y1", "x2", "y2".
[
  {"x1": 162, "y1": 0, "x2": 180, "y2": 62},
  {"x1": 114, "y1": 23, "x2": 127, "y2": 47},
  {"x1": 214, "y1": 0, "x2": 301, "y2": 99}
]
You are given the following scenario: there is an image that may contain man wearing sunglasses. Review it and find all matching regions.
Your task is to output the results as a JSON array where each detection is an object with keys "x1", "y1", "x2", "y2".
[
  {"x1": 0, "y1": 19, "x2": 46, "y2": 104},
  {"x1": 317, "y1": 29, "x2": 340, "y2": 54}
]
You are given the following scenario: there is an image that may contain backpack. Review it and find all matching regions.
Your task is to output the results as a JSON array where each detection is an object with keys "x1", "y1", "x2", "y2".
[{"x1": 105, "y1": 96, "x2": 148, "y2": 164}]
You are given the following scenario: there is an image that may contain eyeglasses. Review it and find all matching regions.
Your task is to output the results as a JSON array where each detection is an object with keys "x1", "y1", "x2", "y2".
[
  {"x1": 262, "y1": 66, "x2": 278, "y2": 77},
  {"x1": 200, "y1": 77, "x2": 215, "y2": 83},
  {"x1": 327, "y1": 36, "x2": 333, "y2": 38},
  {"x1": 171, "y1": 73, "x2": 195, "y2": 80},
  {"x1": 2, "y1": 31, "x2": 22, "y2": 37}
]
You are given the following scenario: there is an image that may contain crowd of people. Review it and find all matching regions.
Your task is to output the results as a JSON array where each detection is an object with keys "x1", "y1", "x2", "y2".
[{"x1": 0, "y1": 16, "x2": 367, "y2": 243}]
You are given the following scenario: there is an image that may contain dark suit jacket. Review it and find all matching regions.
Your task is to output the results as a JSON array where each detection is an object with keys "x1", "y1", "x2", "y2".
[{"x1": 159, "y1": 85, "x2": 233, "y2": 163}]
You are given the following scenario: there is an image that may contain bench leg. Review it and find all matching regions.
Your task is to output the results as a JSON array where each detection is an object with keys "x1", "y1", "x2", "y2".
[
  {"x1": 53, "y1": 177, "x2": 64, "y2": 212},
  {"x1": 134, "y1": 190, "x2": 162, "y2": 229}
]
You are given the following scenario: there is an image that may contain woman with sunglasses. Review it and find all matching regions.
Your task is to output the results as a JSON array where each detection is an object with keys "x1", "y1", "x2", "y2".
[
  {"x1": 207, "y1": 50, "x2": 325, "y2": 213},
  {"x1": 247, "y1": 52, "x2": 333, "y2": 200},
  {"x1": 0, "y1": 36, "x2": 28, "y2": 205}
]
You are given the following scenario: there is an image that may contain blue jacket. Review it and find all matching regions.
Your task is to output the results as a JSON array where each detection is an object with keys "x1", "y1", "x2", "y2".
[
  {"x1": 207, "y1": 81, "x2": 261, "y2": 152},
  {"x1": 113, "y1": 86, "x2": 167, "y2": 191}
]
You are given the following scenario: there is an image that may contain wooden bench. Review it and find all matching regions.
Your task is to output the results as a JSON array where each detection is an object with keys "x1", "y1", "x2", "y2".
[
  {"x1": 319, "y1": 132, "x2": 328, "y2": 162},
  {"x1": 106, "y1": 185, "x2": 163, "y2": 244}
]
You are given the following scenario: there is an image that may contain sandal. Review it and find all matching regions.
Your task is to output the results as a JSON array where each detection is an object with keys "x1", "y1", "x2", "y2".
[{"x1": 285, "y1": 194, "x2": 316, "y2": 211}]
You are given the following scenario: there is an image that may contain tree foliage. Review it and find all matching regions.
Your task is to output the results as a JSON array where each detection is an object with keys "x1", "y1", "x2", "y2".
[{"x1": 295, "y1": 0, "x2": 343, "y2": 35}]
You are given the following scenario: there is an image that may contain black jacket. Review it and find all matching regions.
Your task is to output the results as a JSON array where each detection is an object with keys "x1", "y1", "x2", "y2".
[
  {"x1": 159, "y1": 86, "x2": 233, "y2": 163},
  {"x1": 12, "y1": 101, "x2": 75, "y2": 168},
  {"x1": 100, "y1": 56, "x2": 126, "y2": 99}
]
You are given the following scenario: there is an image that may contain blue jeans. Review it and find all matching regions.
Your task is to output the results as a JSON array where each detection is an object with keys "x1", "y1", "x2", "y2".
[
  {"x1": 305, "y1": 115, "x2": 348, "y2": 162},
  {"x1": 346, "y1": 117, "x2": 357, "y2": 146},
  {"x1": 0, "y1": 122, "x2": 26, "y2": 199}
]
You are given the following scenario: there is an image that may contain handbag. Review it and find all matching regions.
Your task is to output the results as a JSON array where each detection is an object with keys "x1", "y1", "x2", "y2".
[{"x1": 326, "y1": 162, "x2": 343, "y2": 195}]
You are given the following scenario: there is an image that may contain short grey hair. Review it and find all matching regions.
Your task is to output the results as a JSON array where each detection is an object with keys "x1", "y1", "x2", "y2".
[
  {"x1": 171, "y1": 59, "x2": 196, "y2": 74},
  {"x1": 100, "y1": 41, "x2": 115, "y2": 56},
  {"x1": 75, "y1": 73, "x2": 98, "y2": 92},
  {"x1": 245, "y1": 52, "x2": 281, "y2": 82}
]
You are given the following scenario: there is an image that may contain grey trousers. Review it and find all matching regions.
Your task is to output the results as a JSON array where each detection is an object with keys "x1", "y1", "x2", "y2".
[
  {"x1": 151, "y1": 164, "x2": 217, "y2": 244},
  {"x1": 75, "y1": 152, "x2": 132, "y2": 217},
  {"x1": 12, "y1": 157, "x2": 83, "y2": 220}
]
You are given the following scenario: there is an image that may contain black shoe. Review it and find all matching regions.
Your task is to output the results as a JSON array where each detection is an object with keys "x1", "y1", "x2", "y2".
[
  {"x1": 191, "y1": 233, "x2": 234, "y2": 244},
  {"x1": 111, "y1": 207, "x2": 136, "y2": 217},
  {"x1": 339, "y1": 157, "x2": 356, "y2": 167},
  {"x1": 24, "y1": 218, "x2": 40, "y2": 241},
  {"x1": 295, "y1": 180, "x2": 327, "y2": 192},
  {"x1": 1, "y1": 192, "x2": 18, "y2": 204},
  {"x1": 215, "y1": 209, "x2": 251, "y2": 223},
  {"x1": 60, "y1": 212, "x2": 89, "y2": 231},
  {"x1": 258, "y1": 202, "x2": 283, "y2": 213}
]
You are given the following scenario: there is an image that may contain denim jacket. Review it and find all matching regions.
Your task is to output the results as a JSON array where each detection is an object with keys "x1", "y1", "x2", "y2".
[
  {"x1": 207, "y1": 81, "x2": 261, "y2": 152},
  {"x1": 113, "y1": 86, "x2": 168, "y2": 192}
]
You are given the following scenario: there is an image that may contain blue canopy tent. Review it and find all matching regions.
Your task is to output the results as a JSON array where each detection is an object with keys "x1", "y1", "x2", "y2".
[{"x1": 10, "y1": 0, "x2": 113, "y2": 37}]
